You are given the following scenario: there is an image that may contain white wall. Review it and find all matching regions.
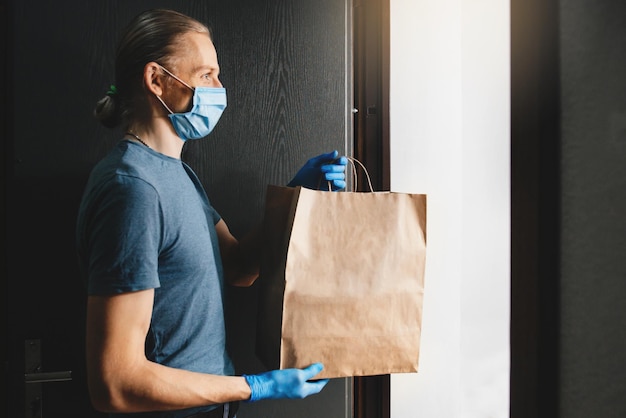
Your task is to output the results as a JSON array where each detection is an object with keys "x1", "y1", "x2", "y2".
[{"x1": 389, "y1": 1, "x2": 510, "y2": 417}]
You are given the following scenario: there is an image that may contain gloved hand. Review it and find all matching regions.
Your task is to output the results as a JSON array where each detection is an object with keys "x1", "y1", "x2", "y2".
[
  {"x1": 243, "y1": 363, "x2": 329, "y2": 402},
  {"x1": 287, "y1": 150, "x2": 348, "y2": 191}
]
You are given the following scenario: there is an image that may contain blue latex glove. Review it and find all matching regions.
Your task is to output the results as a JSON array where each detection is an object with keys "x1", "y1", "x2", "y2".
[
  {"x1": 287, "y1": 150, "x2": 348, "y2": 191},
  {"x1": 243, "y1": 363, "x2": 329, "y2": 402}
]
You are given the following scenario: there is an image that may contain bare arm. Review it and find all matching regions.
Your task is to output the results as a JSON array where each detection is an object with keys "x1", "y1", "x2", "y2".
[
  {"x1": 215, "y1": 219, "x2": 263, "y2": 287},
  {"x1": 86, "y1": 289, "x2": 251, "y2": 413}
]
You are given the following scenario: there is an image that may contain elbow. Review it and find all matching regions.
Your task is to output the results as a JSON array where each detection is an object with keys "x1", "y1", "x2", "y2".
[
  {"x1": 227, "y1": 271, "x2": 258, "y2": 287},
  {"x1": 223, "y1": 257, "x2": 259, "y2": 287},
  {"x1": 89, "y1": 393, "x2": 116, "y2": 414},
  {"x1": 88, "y1": 374, "x2": 132, "y2": 413},
  {"x1": 89, "y1": 385, "x2": 117, "y2": 413}
]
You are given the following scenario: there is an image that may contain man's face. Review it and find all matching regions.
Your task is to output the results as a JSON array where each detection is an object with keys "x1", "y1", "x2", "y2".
[{"x1": 162, "y1": 31, "x2": 222, "y2": 113}]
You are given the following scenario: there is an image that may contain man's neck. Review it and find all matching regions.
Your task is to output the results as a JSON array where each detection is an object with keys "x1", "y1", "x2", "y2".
[{"x1": 129, "y1": 117, "x2": 186, "y2": 159}]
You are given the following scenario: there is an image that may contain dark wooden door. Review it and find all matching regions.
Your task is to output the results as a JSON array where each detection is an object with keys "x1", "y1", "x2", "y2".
[{"x1": 3, "y1": 1, "x2": 352, "y2": 417}]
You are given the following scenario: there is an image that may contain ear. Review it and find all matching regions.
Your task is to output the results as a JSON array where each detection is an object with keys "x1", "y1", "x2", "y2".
[{"x1": 143, "y1": 62, "x2": 165, "y2": 96}]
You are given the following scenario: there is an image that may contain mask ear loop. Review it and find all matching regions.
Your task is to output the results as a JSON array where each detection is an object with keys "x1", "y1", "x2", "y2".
[
  {"x1": 154, "y1": 64, "x2": 196, "y2": 116},
  {"x1": 154, "y1": 94, "x2": 175, "y2": 114},
  {"x1": 157, "y1": 64, "x2": 195, "y2": 91}
]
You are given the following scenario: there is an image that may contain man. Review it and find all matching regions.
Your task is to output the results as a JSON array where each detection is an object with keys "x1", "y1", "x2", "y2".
[{"x1": 77, "y1": 9, "x2": 347, "y2": 418}]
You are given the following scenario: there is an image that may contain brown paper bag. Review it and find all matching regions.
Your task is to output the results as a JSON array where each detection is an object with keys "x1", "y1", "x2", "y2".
[{"x1": 256, "y1": 184, "x2": 427, "y2": 379}]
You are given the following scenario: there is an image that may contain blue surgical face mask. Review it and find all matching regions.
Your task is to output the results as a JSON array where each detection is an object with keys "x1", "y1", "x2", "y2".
[{"x1": 156, "y1": 65, "x2": 227, "y2": 141}]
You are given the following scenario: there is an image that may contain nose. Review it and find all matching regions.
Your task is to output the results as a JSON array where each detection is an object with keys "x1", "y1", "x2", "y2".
[{"x1": 214, "y1": 77, "x2": 223, "y2": 88}]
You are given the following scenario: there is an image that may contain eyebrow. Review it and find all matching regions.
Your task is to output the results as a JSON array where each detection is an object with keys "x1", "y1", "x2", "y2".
[{"x1": 192, "y1": 65, "x2": 220, "y2": 74}]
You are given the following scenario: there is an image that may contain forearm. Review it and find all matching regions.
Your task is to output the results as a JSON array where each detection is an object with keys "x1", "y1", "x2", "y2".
[
  {"x1": 87, "y1": 292, "x2": 252, "y2": 413},
  {"x1": 86, "y1": 290, "x2": 327, "y2": 413},
  {"x1": 89, "y1": 359, "x2": 251, "y2": 413}
]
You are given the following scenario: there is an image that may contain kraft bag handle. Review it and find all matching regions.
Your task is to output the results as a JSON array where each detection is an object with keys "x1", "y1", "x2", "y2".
[
  {"x1": 322, "y1": 156, "x2": 373, "y2": 192},
  {"x1": 347, "y1": 157, "x2": 374, "y2": 192}
]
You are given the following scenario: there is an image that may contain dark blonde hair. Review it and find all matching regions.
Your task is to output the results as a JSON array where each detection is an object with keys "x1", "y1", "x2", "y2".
[{"x1": 94, "y1": 9, "x2": 210, "y2": 128}]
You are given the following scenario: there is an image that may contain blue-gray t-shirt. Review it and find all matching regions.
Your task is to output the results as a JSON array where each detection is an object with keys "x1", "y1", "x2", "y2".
[{"x1": 76, "y1": 140, "x2": 234, "y2": 417}]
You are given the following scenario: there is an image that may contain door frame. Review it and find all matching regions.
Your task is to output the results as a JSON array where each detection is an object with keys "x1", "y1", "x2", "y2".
[
  {"x1": 353, "y1": 0, "x2": 390, "y2": 193},
  {"x1": 510, "y1": 0, "x2": 561, "y2": 416},
  {"x1": 352, "y1": 0, "x2": 391, "y2": 416}
]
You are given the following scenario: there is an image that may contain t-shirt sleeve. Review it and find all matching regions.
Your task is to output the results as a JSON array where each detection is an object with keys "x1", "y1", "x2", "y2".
[
  {"x1": 208, "y1": 204, "x2": 221, "y2": 225},
  {"x1": 84, "y1": 175, "x2": 162, "y2": 295}
]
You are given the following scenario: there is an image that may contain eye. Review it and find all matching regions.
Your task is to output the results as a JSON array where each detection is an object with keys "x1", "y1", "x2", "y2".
[{"x1": 199, "y1": 70, "x2": 221, "y2": 87}]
